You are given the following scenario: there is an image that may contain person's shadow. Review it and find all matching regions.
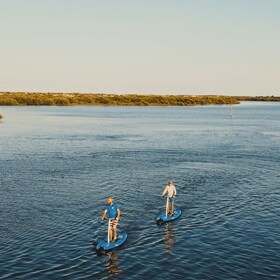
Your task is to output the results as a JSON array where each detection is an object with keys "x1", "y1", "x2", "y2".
[
  {"x1": 164, "y1": 223, "x2": 175, "y2": 254},
  {"x1": 105, "y1": 251, "x2": 121, "y2": 276}
]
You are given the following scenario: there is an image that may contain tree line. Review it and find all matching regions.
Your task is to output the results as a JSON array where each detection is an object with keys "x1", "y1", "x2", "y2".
[
  {"x1": 0, "y1": 92, "x2": 239, "y2": 106},
  {"x1": 235, "y1": 96, "x2": 280, "y2": 102}
]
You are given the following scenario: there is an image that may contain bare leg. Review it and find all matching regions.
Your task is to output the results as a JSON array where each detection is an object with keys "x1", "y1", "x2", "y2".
[
  {"x1": 109, "y1": 227, "x2": 113, "y2": 242},
  {"x1": 112, "y1": 225, "x2": 117, "y2": 242},
  {"x1": 171, "y1": 202, "x2": 174, "y2": 215}
]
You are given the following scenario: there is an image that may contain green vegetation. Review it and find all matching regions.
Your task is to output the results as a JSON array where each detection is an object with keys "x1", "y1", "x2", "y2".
[
  {"x1": 236, "y1": 96, "x2": 280, "y2": 102},
  {"x1": 1, "y1": 92, "x2": 278, "y2": 106},
  {"x1": 0, "y1": 92, "x2": 239, "y2": 106}
]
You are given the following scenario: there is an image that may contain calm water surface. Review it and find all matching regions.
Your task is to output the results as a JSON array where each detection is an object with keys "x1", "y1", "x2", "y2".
[{"x1": 0, "y1": 103, "x2": 279, "y2": 279}]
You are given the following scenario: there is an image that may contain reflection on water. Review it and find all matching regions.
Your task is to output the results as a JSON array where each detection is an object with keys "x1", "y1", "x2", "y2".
[
  {"x1": 164, "y1": 223, "x2": 175, "y2": 254},
  {"x1": 105, "y1": 251, "x2": 121, "y2": 276}
]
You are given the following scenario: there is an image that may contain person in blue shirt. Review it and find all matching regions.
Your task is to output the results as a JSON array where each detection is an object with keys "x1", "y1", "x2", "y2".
[{"x1": 101, "y1": 197, "x2": 121, "y2": 242}]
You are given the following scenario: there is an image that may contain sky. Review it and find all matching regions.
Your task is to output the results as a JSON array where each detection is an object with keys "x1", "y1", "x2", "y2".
[{"x1": 1, "y1": 0, "x2": 280, "y2": 96}]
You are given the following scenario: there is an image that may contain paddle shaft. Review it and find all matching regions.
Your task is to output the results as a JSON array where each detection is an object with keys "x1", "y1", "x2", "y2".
[
  {"x1": 166, "y1": 196, "x2": 169, "y2": 217},
  {"x1": 107, "y1": 219, "x2": 111, "y2": 243}
]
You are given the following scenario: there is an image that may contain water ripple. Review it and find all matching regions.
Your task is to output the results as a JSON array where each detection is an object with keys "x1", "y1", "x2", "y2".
[{"x1": 1, "y1": 104, "x2": 280, "y2": 279}]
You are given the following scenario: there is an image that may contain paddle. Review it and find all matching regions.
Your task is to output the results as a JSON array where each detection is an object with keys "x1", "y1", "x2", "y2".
[
  {"x1": 166, "y1": 196, "x2": 169, "y2": 217},
  {"x1": 101, "y1": 217, "x2": 111, "y2": 244},
  {"x1": 107, "y1": 218, "x2": 111, "y2": 244}
]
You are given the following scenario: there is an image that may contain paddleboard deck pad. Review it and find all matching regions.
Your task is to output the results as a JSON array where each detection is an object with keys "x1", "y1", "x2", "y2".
[
  {"x1": 156, "y1": 209, "x2": 182, "y2": 224},
  {"x1": 96, "y1": 232, "x2": 127, "y2": 252}
]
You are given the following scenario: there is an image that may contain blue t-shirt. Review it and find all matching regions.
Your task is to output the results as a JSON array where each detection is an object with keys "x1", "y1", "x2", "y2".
[{"x1": 105, "y1": 203, "x2": 119, "y2": 219}]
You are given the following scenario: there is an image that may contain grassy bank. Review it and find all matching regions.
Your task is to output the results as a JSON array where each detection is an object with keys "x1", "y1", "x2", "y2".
[{"x1": 0, "y1": 92, "x2": 239, "y2": 106}]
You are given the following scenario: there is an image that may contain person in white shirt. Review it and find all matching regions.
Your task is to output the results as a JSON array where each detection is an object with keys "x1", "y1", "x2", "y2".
[{"x1": 162, "y1": 180, "x2": 177, "y2": 215}]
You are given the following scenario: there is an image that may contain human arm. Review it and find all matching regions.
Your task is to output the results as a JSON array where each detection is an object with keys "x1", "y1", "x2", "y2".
[
  {"x1": 173, "y1": 185, "x2": 177, "y2": 197},
  {"x1": 162, "y1": 186, "x2": 168, "y2": 197},
  {"x1": 116, "y1": 208, "x2": 121, "y2": 221},
  {"x1": 101, "y1": 209, "x2": 107, "y2": 220}
]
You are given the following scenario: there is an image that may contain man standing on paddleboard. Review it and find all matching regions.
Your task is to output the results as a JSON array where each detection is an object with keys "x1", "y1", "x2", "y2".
[
  {"x1": 101, "y1": 197, "x2": 121, "y2": 242},
  {"x1": 162, "y1": 180, "x2": 177, "y2": 215}
]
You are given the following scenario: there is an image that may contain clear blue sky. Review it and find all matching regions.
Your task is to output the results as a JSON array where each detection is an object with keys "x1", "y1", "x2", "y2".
[{"x1": 1, "y1": 0, "x2": 279, "y2": 95}]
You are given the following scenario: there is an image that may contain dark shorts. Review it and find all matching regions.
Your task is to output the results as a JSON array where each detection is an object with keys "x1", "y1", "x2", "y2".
[{"x1": 169, "y1": 197, "x2": 175, "y2": 203}]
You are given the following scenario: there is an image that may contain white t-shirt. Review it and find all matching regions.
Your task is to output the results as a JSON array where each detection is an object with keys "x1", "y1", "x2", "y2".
[{"x1": 162, "y1": 183, "x2": 177, "y2": 198}]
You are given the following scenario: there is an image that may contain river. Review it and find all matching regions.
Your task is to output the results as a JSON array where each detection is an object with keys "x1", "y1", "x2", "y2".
[{"x1": 0, "y1": 102, "x2": 279, "y2": 279}]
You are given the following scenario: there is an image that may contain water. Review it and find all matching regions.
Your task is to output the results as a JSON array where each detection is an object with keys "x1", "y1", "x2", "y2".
[{"x1": 0, "y1": 102, "x2": 279, "y2": 279}]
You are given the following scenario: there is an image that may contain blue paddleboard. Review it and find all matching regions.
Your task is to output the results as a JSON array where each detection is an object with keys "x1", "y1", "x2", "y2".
[
  {"x1": 156, "y1": 209, "x2": 182, "y2": 224},
  {"x1": 96, "y1": 232, "x2": 127, "y2": 252}
]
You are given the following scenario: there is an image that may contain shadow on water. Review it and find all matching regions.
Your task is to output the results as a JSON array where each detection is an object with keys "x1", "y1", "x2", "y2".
[
  {"x1": 93, "y1": 248, "x2": 122, "y2": 278},
  {"x1": 104, "y1": 251, "x2": 121, "y2": 277},
  {"x1": 164, "y1": 223, "x2": 175, "y2": 254},
  {"x1": 91, "y1": 242, "x2": 122, "y2": 278}
]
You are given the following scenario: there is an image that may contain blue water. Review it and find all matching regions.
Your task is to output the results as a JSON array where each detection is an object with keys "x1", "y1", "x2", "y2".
[{"x1": 0, "y1": 102, "x2": 279, "y2": 279}]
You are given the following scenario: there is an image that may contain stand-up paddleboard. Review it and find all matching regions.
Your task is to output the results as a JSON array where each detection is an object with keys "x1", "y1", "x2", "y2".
[
  {"x1": 156, "y1": 197, "x2": 182, "y2": 225},
  {"x1": 96, "y1": 219, "x2": 127, "y2": 253},
  {"x1": 96, "y1": 233, "x2": 128, "y2": 252}
]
